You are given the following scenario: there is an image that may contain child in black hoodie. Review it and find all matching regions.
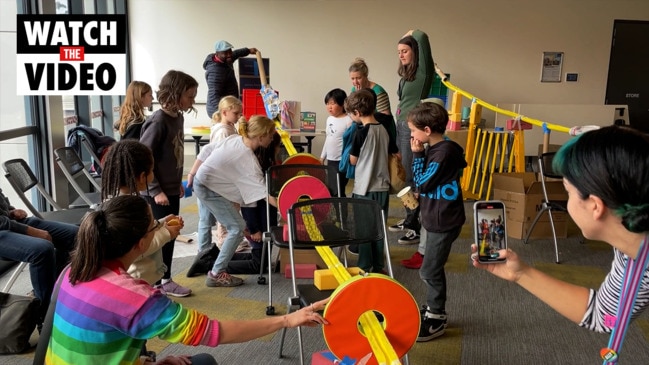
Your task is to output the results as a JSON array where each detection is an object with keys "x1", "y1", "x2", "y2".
[{"x1": 407, "y1": 101, "x2": 467, "y2": 342}]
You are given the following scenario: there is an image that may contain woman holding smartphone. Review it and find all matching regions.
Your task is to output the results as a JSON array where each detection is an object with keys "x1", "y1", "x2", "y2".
[{"x1": 472, "y1": 126, "x2": 649, "y2": 357}]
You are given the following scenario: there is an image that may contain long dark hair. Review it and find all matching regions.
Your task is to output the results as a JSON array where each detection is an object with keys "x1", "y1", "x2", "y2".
[
  {"x1": 69, "y1": 196, "x2": 151, "y2": 283},
  {"x1": 101, "y1": 140, "x2": 154, "y2": 200},
  {"x1": 397, "y1": 36, "x2": 419, "y2": 82},
  {"x1": 553, "y1": 125, "x2": 649, "y2": 233}
]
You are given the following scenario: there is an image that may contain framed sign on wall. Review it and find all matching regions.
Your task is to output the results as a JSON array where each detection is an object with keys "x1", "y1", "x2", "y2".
[{"x1": 541, "y1": 52, "x2": 563, "y2": 82}]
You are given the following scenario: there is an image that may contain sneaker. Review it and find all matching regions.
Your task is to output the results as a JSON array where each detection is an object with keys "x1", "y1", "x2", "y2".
[
  {"x1": 401, "y1": 251, "x2": 424, "y2": 269},
  {"x1": 206, "y1": 271, "x2": 244, "y2": 287},
  {"x1": 388, "y1": 219, "x2": 406, "y2": 232},
  {"x1": 398, "y1": 230, "x2": 420, "y2": 245},
  {"x1": 417, "y1": 312, "x2": 447, "y2": 342},
  {"x1": 157, "y1": 280, "x2": 192, "y2": 297}
]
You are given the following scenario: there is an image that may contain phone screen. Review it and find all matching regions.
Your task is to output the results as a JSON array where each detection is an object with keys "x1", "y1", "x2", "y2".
[{"x1": 474, "y1": 200, "x2": 507, "y2": 263}]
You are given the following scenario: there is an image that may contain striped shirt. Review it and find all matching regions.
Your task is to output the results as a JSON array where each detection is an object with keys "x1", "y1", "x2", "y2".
[
  {"x1": 46, "y1": 261, "x2": 220, "y2": 364},
  {"x1": 579, "y1": 248, "x2": 649, "y2": 333}
]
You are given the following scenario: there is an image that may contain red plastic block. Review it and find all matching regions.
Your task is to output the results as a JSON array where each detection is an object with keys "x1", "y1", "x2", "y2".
[
  {"x1": 284, "y1": 263, "x2": 317, "y2": 279},
  {"x1": 506, "y1": 119, "x2": 533, "y2": 130},
  {"x1": 446, "y1": 120, "x2": 462, "y2": 131}
]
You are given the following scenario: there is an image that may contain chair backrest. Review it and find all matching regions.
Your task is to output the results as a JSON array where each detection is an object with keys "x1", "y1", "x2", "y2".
[
  {"x1": 2, "y1": 159, "x2": 62, "y2": 218},
  {"x1": 287, "y1": 197, "x2": 384, "y2": 248},
  {"x1": 266, "y1": 164, "x2": 341, "y2": 198},
  {"x1": 54, "y1": 147, "x2": 102, "y2": 206},
  {"x1": 538, "y1": 152, "x2": 561, "y2": 179}
]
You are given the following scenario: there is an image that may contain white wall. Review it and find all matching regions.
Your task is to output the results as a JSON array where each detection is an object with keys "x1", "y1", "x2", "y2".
[{"x1": 128, "y1": 0, "x2": 649, "y2": 154}]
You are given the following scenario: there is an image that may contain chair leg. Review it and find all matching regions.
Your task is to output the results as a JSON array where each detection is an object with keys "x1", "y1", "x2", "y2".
[
  {"x1": 2, "y1": 262, "x2": 28, "y2": 292},
  {"x1": 257, "y1": 241, "x2": 267, "y2": 285},
  {"x1": 523, "y1": 205, "x2": 549, "y2": 244},
  {"x1": 279, "y1": 296, "x2": 301, "y2": 359},
  {"x1": 266, "y1": 241, "x2": 275, "y2": 316},
  {"x1": 547, "y1": 209, "x2": 561, "y2": 264}
]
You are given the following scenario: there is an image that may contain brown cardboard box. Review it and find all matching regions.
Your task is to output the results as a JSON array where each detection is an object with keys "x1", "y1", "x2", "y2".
[
  {"x1": 279, "y1": 248, "x2": 327, "y2": 274},
  {"x1": 506, "y1": 217, "x2": 568, "y2": 239},
  {"x1": 491, "y1": 172, "x2": 568, "y2": 224},
  {"x1": 445, "y1": 129, "x2": 469, "y2": 149}
]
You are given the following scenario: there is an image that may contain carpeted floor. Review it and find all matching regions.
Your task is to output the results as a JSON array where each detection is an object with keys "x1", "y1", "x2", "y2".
[{"x1": 3, "y1": 179, "x2": 649, "y2": 364}]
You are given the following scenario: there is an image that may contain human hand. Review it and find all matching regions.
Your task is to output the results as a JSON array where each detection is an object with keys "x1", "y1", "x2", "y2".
[
  {"x1": 410, "y1": 137, "x2": 424, "y2": 152},
  {"x1": 249, "y1": 47, "x2": 259, "y2": 55},
  {"x1": 164, "y1": 215, "x2": 184, "y2": 239},
  {"x1": 154, "y1": 355, "x2": 192, "y2": 365},
  {"x1": 285, "y1": 298, "x2": 330, "y2": 328},
  {"x1": 154, "y1": 192, "x2": 169, "y2": 206},
  {"x1": 180, "y1": 184, "x2": 186, "y2": 197},
  {"x1": 402, "y1": 30, "x2": 414, "y2": 38},
  {"x1": 470, "y1": 243, "x2": 526, "y2": 282},
  {"x1": 9, "y1": 209, "x2": 28, "y2": 220},
  {"x1": 250, "y1": 231, "x2": 262, "y2": 242},
  {"x1": 26, "y1": 226, "x2": 52, "y2": 242}
]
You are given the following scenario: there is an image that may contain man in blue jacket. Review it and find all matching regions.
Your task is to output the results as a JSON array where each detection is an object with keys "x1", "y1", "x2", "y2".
[{"x1": 204, "y1": 40, "x2": 257, "y2": 118}]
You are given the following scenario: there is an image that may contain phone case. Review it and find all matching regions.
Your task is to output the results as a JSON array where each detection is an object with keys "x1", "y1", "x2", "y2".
[{"x1": 474, "y1": 200, "x2": 507, "y2": 263}]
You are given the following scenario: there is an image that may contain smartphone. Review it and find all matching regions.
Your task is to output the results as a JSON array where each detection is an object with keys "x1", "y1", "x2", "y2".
[{"x1": 473, "y1": 200, "x2": 507, "y2": 263}]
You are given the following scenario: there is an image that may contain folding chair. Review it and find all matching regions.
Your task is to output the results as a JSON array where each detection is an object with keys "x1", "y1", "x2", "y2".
[
  {"x1": 3, "y1": 159, "x2": 90, "y2": 224},
  {"x1": 279, "y1": 197, "x2": 402, "y2": 364},
  {"x1": 54, "y1": 147, "x2": 102, "y2": 208},
  {"x1": 261, "y1": 163, "x2": 341, "y2": 315},
  {"x1": 0, "y1": 258, "x2": 27, "y2": 293},
  {"x1": 2, "y1": 159, "x2": 89, "y2": 292},
  {"x1": 523, "y1": 152, "x2": 579, "y2": 263}
]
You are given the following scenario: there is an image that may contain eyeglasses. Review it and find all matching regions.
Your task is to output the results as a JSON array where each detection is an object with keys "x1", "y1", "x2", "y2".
[{"x1": 147, "y1": 220, "x2": 161, "y2": 234}]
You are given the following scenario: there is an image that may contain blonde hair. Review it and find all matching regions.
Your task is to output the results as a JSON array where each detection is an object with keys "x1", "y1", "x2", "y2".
[
  {"x1": 116, "y1": 81, "x2": 152, "y2": 135},
  {"x1": 349, "y1": 57, "x2": 369, "y2": 78},
  {"x1": 212, "y1": 96, "x2": 243, "y2": 124},
  {"x1": 239, "y1": 115, "x2": 275, "y2": 139}
]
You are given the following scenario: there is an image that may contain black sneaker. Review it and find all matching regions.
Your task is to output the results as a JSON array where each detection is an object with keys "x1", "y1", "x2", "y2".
[
  {"x1": 388, "y1": 218, "x2": 405, "y2": 232},
  {"x1": 417, "y1": 313, "x2": 447, "y2": 342},
  {"x1": 398, "y1": 229, "x2": 420, "y2": 245}
]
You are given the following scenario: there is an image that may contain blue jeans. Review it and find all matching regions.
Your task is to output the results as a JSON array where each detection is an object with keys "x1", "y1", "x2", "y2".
[
  {"x1": 420, "y1": 226, "x2": 462, "y2": 314},
  {"x1": 0, "y1": 217, "x2": 77, "y2": 317},
  {"x1": 197, "y1": 199, "x2": 216, "y2": 253},
  {"x1": 396, "y1": 120, "x2": 420, "y2": 231},
  {"x1": 193, "y1": 178, "x2": 245, "y2": 274}
]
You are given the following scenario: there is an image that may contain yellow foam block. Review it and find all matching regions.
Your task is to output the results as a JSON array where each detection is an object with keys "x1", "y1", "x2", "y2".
[{"x1": 314, "y1": 267, "x2": 362, "y2": 290}]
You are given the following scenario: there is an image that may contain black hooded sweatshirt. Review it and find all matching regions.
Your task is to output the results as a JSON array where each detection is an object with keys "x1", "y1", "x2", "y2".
[{"x1": 412, "y1": 139, "x2": 467, "y2": 232}]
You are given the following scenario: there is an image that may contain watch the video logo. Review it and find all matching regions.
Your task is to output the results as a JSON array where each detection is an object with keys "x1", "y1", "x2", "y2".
[{"x1": 16, "y1": 14, "x2": 126, "y2": 95}]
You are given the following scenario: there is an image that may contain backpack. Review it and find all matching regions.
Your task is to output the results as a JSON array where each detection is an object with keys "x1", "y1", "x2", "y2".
[{"x1": 66, "y1": 125, "x2": 116, "y2": 175}]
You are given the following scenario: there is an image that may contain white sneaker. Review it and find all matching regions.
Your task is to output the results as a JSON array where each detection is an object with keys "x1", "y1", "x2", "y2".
[
  {"x1": 388, "y1": 219, "x2": 406, "y2": 232},
  {"x1": 398, "y1": 229, "x2": 420, "y2": 245}
]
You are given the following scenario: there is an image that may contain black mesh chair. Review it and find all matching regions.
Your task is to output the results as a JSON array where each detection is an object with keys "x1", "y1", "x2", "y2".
[
  {"x1": 54, "y1": 147, "x2": 101, "y2": 208},
  {"x1": 2, "y1": 159, "x2": 89, "y2": 291},
  {"x1": 3, "y1": 159, "x2": 90, "y2": 223},
  {"x1": 278, "y1": 197, "x2": 396, "y2": 364},
  {"x1": 261, "y1": 163, "x2": 341, "y2": 316},
  {"x1": 523, "y1": 152, "x2": 576, "y2": 263}
]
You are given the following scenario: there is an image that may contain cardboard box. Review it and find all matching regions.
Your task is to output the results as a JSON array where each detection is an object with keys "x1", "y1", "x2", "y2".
[
  {"x1": 506, "y1": 217, "x2": 568, "y2": 239},
  {"x1": 491, "y1": 172, "x2": 568, "y2": 224},
  {"x1": 300, "y1": 111, "x2": 316, "y2": 132},
  {"x1": 314, "y1": 267, "x2": 362, "y2": 290},
  {"x1": 279, "y1": 247, "x2": 326, "y2": 274},
  {"x1": 445, "y1": 129, "x2": 469, "y2": 149}
]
